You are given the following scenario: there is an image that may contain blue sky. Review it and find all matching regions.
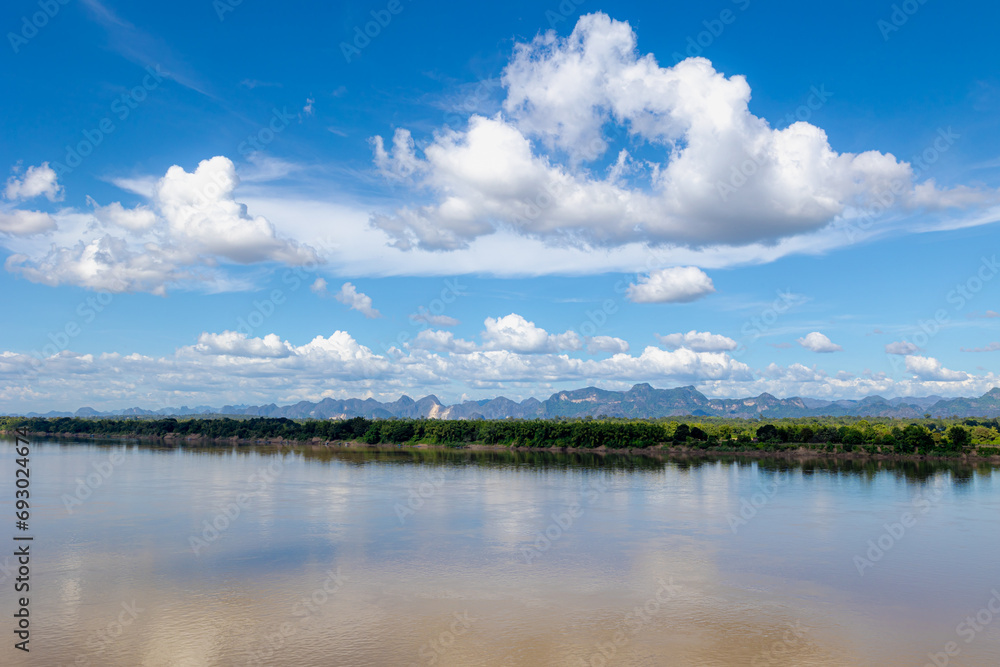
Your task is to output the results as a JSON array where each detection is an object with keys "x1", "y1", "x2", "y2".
[{"x1": 1, "y1": 0, "x2": 999, "y2": 412}]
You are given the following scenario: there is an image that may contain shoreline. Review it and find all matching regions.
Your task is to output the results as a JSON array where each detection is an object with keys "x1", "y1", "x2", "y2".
[{"x1": 6, "y1": 430, "x2": 1000, "y2": 464}]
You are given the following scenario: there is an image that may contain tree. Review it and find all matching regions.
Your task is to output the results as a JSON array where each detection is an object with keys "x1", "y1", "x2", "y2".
[
  {"x1": 756, "y1": 424, "x2": 779, "y2": 443},
  {"x1": 362, "y1": 423, "x2": 383, "y2": 444},
  {"x1": 841, "y1": 428, "x2": 864, "y2": 446},
  {"x1": 877, "y1": 431, "x2": 898, "y2": 449},
  {"x1": 899, "y1": 424, "x2": 933, "y2": 453},
  {"x1": 946, "y1": 425, "x2": 970, "y2": 451}
]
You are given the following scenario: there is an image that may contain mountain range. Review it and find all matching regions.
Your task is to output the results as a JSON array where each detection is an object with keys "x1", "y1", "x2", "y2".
[{"x1": 20, "y1": 385, "x2": 1000, "y2": 420}]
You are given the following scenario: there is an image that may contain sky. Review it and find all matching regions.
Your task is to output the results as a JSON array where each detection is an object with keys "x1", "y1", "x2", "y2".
[{"x1": 1, "y1": 0, "x2": 999, "y2": 413}]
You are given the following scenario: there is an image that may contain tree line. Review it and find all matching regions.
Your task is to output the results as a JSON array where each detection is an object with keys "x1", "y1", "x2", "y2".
[{"x1": 4, "y1": 414, "x2": 1000, "y2": 456}]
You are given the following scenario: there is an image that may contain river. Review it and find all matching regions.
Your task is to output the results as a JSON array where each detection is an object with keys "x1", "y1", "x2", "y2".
[{"x1": 2, "y1": 438, "x2": 999, "y2": 666}]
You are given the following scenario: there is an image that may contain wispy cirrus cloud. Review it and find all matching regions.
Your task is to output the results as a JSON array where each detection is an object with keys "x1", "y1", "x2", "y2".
[
  {"x1": 962, "y1": 342, "x2": 1000, "y2": 353},
  {"x1": 81, "y1": 0, "x2": 215, "y2": 98}
]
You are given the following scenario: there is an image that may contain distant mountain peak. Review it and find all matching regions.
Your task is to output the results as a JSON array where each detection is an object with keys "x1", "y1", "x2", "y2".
[{"x1": 18, "y1": 387, "x2": 1000, "y2": 421}]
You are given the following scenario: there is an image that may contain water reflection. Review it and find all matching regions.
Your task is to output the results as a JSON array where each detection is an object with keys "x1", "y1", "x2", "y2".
[
  {"x1": 0, "y1": 438, "x2": 998, "y2": 666},
  {"x1": 159, "y1": 441, "x2": 999, "y2": 478}
]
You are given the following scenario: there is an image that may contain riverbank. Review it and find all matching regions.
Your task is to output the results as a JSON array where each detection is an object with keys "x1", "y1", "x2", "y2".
[{"x1": 6, "y1": 429, "x2": 1000, "y2": 464}]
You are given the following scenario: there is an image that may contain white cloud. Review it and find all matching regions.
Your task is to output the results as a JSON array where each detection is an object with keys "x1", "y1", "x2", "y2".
[
  {"x1": 303, "y1": 97, "x2": 315, "y2": 115},
  {"x1": 2, "y1": 156, "x2": 320, "y2": 294},
  {"x1": 587, "y1": 335, "x2": 629, "y2": 354},
  {"x1": 368, "y1": 13, "x2": 994, "y2": 253},
  {"x1": 0, "y1": 210, "x2": 57, "y2": 236},
  {"x1": 411, "y1": 322, "x2": 624, "y2": 356},
  {"x1": 481, "y1": 313, "x2": 581, "y2": 353},
  {"x1": 904, "y1": 355, "x2": 968, "y2": 382},
  {"x1": 5, "y1": 163, "x2": 63, "y2": 202},
  {"x1": 295, "y1": 332, "x2": 390, "y2": 372},
  {"x1": 658, "y1": 330, "x2": 737, "y2": 352},
  {"x1": 0, "y1": 328, "x2": 738, "y2": 411},
  {"x1": 88, "y1": 198, "x2": 158, "y2": 231},
  {"x1": 885, "y1": 341, "x2": 919, "y2": 355},
  {"x1": 409, "y1": 329, "x2": 477, "y2": 354},
  {"x1": 4, "y1": 235, "x2": 195, "y2": 296},
  {"x1": 593, "y1": 346, "x2": 752, "y2": 382},
  {"x1": 110, "y1": 176, "x2": 157, "y2": 198},
  {"x1": 239, "y1": 154, "x2": 304, "y2": 183},
  {"x1": 797, "y1": 332, "x2": 843, "y2": 353},
  {"x1": 962, "y1": 342, "x2": 1000, "y2": 353},
  {"x1": 155, "y1": 156, "x2": 317, "y2": 265},
  {"x1": 334, "y1": 282, "x2": 381, "y2": 318},
  {"x1": 372, "y1": 128, "x2": 423, "y2": 182},
  {"x1": 240, "y1": 79, "x2": 282, "y2": 89},
  {"x1": 760, "y1": 362, "x2": 828, "y2": 383},
  {"x1": 626, "y1": 267, "x2": 715, "y2": 303},
  {"x1": 310, "y1": 277, "x2": 328, "y2": 296},
  {"x1": 430, "y1": 344, "x2": 752, "y2": 386},
  {"x1": 410, "y1": 312, "x2": 460, "y2": 327},
  {"x1": 4, "y1": 323, "x2": 1000, "y2": 412},
  {"x1": 193, "y1": 331, "x2": 293, "y2": 358},
  {"x1": 174, "y1": 330, "x2": 392, "y2": 379},
  {"x1": 235, "y1": 194, "x2": 876, "y2": 278}
]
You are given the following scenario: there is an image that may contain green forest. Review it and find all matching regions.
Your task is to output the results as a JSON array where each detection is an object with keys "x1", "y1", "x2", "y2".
[{"x1": 4, "y1": 413, "x2": 1000, "y2": 457}]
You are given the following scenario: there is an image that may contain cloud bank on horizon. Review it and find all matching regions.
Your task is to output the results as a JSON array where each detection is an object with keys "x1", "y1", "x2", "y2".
[{"x1": 2, "y1": 316, "x2": 994, "y2": 413}]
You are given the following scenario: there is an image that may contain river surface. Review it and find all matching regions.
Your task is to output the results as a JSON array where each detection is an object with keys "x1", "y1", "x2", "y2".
[{"x1": 2, "y1": 438, "x2": 1000, "y2": 666}]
